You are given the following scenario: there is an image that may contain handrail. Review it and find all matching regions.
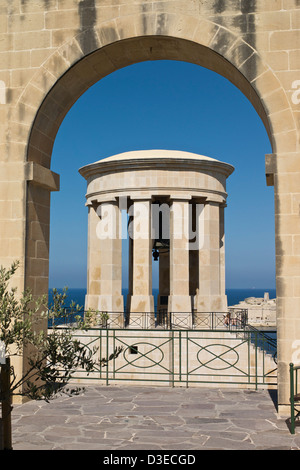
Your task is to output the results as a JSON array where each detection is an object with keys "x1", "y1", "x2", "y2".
[
  {"x1": 246, "y1": 324, "x2": 277, "y2": 347},
  {"x1": 243, "y1": 324, "x2": 277, "y2": 363}
]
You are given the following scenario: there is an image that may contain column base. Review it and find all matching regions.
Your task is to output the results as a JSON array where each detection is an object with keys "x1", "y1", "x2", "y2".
[
  {"x1": 129, "y1": 294, "x2": 154, "y2": 313},
  {"x1": 127, "y1": 295, "x2": 155, "y2": 328},
  {"x1": 168, "y1": 295, "x2": 192, "y2": 313},
  {"x1": 277, "y1": 404, "x2": 291, "y2": 418},
  {"x1": 84, "y1": 294, "x2": 98, "y2": 311},
  {"x1": 84, "y1": 294, "x2": 124, "y2": 327},
  {"x1": 194, "y1": 294, "x2": 228, "y2": 312},
  {"x1": 168, "y1": 295, "x2": 192, "y2": 328}
]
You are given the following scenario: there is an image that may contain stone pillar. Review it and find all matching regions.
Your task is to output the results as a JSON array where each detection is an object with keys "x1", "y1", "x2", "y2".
[
  {"x1": 195, "y1": 201, "x2": 227, "y2": 312},
  {"x1": 128, "y1": 199, "x2": 154, "y2": 323},
  {"x1": 126, "y1": 220, "x2": 133, "y2": 314},
  {"x1": 85, "y1": 203, "x2": 101, "y2": 312},
  {"x1": 168, "y1": 198, "x2": 192, "y2": 326},
  {"x1": 85, "y1": 200, "x2": 124, "y2": 327},
  {"x1": 275, "y1": 156, "x2": 300, "y2": 415},
  {"x1": 219, "y1": 204, "x2": 227, "y2": 309}
]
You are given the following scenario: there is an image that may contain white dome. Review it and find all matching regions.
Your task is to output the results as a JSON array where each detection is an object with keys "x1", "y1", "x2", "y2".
[{"x1": 94, "y1": 149, "x2": 220, "y2": 163}]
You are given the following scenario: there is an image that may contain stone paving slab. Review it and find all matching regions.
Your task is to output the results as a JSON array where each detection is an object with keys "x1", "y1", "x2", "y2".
[{"x1": 8, "y1": 385, "x2": 300, "y2": 451}]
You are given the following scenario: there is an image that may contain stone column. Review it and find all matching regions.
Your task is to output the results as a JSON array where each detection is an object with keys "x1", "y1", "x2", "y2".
[
  {"x1": 128, "y1": 199, "x2": 154, "y2": 324},
  {"x1": 168, "y1": 198, "x2": 192, "y2": 326},
  {"x1": 194, "y1": 201, "x2": 227, "y2": 312},
  {"x1": 275, "y1": 155, "x2": 300, "y2": 415},
  {"x1": 85, "y1": 203, "x2": 101, "y2": 312},
  {"x1": 126, "y1": 220, "x2": 133, "y2": 315},
  {"x1": 85, "y1": 200, "x2": 124, "y2": 327},
  {"x1": 219, "y1": 204, "x2": 227, "y2": 307}
]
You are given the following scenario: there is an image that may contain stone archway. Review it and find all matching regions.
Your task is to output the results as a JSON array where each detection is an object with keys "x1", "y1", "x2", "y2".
[{"x1": 2, "y1": 6, "x2": 299, "y2": 414}]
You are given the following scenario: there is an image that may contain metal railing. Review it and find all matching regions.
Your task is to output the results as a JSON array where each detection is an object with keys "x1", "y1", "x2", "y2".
[
  {"x1": 246, "y1": 324, "x2": 277, "y2": 362},
  {"x1": 0, "y1": 357, "x2": 12, "y2": 450},
  {"x1": 193, "y1": 309, "x2": 248, "y2": 330},
  {"x1": 51, "y1": 327, "x2": 277, "y2": 389},
  {"x1": 48, "y1": 308, "x2": 278, "y2": 390},
  {"x1": 49, "y1": 308, "x2": 249, "y2": 331},
  {"x1": 290, "y1": 363, "x2": 300, "y2": 434}
]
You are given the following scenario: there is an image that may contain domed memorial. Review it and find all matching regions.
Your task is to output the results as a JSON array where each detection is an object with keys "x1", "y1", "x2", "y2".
[{"x1": 79, "y1": 150, "x2": 234, "y2": 328}]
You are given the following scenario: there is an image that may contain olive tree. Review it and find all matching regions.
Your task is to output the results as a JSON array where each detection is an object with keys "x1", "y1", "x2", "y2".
[{"x1": 0, "y1": 261, "x2": 121, "y2": 449}]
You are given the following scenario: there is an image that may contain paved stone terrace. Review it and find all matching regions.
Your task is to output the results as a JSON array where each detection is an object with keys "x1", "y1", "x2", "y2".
[{"x1": 10, "y1": 385, "x2": 300, "y2": 451}]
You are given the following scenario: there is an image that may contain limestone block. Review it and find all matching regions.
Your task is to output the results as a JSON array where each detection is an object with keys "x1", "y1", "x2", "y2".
[
  {"x1": 250, "y1": 11, "x2": 291, "y2": 31},
  {"x1": 20, "y1": 0, "x2": 57, "y2": 13},
  {"x1": 270, "y1": 30, "x2": 300, "y2": 51},
  {"x1": 97, "y1": 20, "x2": 120, "y2": 47},
  {"x1": 262, "y1": 88, "x2": 290, "y2": 117},
  {"x1": 245, "y1": 0, "x2": 282, "y2": 11},
  {"x1": 289, "y1": 50, "x2": 300, "y2": 70},
  {"x1": 0, "y1": 33, "x2": 13, "y2": 53},
  {"x1": 0, "y1": 50, "x2": 31, "y2": 70},
  {"x1": 129, "y1": 295, "x2": 154, "y2": 314},
  {"x1": 273, "y1": 131, "x2": 298, "y2": 154},
  {"x1": 0, "y1": 180, "x2": 24, "y2": 201},
  {"x1": 45, "y1": 10, "x2": 80, "y2": 30},
  {"x1": 8, "y1": 13, "x2": 45, "y2": 33},
  {"x1": 193, "y1": 20, "x2": 220, "y2": 48},
  {"x1": 13, "y1": 30, "x2": 51, "y2": 51},
  {"x1": 277, "y1": 154, "x2": 300, "y2": 174},
  {"x1": 57, "y1": 0, "x2": 80, "y2": 9},
  {"x1": 264, "y1": 51, "x2": 289, "y2": 71}
]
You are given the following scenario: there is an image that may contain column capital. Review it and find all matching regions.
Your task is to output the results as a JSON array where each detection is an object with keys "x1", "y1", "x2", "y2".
[
  {"x1": 129, "y1": 194, "x2": 153, "y2": 201},
  {"x1": 169, "y1": 194, "x2": 192, "y2": 201},
  {"x1": 204, "y1": 198, "x2": 223, "y2": 206},
  {"x1": 85, "y1": 196, "x2": 118, "y2": 207}
]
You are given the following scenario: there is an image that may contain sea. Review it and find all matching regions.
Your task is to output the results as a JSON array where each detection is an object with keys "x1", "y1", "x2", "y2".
[{"x1": 48, "y1": 287, "x2": 276, "y2": 311}]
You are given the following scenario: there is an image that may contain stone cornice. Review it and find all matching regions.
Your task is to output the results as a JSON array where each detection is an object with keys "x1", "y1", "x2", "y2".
[{"x1": 79, "y1": 152, "x2": 235, "y2": 180}]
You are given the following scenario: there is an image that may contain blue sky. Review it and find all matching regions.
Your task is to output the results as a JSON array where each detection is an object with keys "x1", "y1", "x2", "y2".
[{"x1": 49, "y1": 60, "x2": 275, "y2": 290}]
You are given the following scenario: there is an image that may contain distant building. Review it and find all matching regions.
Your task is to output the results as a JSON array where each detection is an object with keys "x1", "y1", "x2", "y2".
[{"x1": 230, "y1": 292, "x2": 276, "y2": 327}]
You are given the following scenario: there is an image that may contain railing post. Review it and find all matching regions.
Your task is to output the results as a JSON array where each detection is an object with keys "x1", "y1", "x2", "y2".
[
  {"x1": 106, "y1": 329, "x2": 109, "y2": 386},
  {"x1": 171, "y1": 330, "x2": 174, "y2": 387},
  {"x1": 255, "y1": 331, "x2": 258, "y2": 389},
  {"x1": 1, "y1": 357, "x2": 12, "y2": 450},
  {"x1": 290, "y1": 363, "x2": 295, "y2": 434},
  {"x1": 179, "y1": 330, "x2": 181, "y2": 383}
]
